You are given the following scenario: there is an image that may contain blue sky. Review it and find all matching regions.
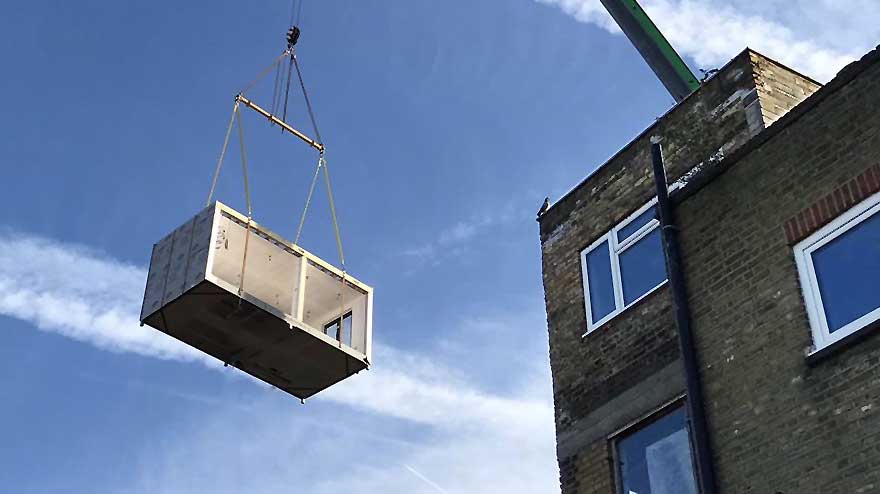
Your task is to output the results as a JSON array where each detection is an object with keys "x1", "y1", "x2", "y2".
[{"x1": 0, "y1": 1, "x2": 874, "y2": 493}]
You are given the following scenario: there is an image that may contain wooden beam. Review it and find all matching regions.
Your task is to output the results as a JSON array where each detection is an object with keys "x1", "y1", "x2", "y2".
[{"x1": 236, "y1": 94, "x2": 325, "y2": 153}]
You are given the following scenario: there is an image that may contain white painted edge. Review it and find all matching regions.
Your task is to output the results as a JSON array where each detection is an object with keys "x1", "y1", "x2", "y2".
[
  {"x1": 205, "y1": 202, "x2": 222, "y2": 293},
  {"x1": 365, "y1": 287, "x2": 374, "y2": 365},
  {"x1": 296, "y1": 254, "x2": 307, "y2": 321}
]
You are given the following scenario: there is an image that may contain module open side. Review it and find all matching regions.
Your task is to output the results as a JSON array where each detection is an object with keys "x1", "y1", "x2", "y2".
[{"x1": 140, "y1": 201, "x2": 373, "y2": 400}]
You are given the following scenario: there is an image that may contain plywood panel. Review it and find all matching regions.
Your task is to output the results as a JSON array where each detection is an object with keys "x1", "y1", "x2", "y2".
[{"x1": 140, "y1": 202, "x2": 373, "y2": 400}]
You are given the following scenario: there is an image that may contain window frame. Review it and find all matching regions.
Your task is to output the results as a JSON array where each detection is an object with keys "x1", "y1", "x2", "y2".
[
  {"x1": 581, "y1": 198, "x2": 668, "y2": 335},
  {"x1": 609, "y1": 396, "x2": 698, "y2": 494},
  {"x1": 794, "y1": 191, "x2": 880, "y2": 353},
  {"x1": 324, "y1": 310, "x2": 354, "y2": 344}
]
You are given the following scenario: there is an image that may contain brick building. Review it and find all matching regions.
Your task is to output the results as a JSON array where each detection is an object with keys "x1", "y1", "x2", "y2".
[{"x1": 539, "y1": 46, "x2": 880, "y2": 494}]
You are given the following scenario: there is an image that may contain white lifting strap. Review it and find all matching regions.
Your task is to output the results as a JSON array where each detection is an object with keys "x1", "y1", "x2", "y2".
[
  {"x1": 293, "y1": 152, "x2": 348, "y2": 347},
  {"x1": 206, "y1": 37, "x2": 349, "y2": 336},
  {"x1": 294, "y1": 152, "x2": 345, "y2": 269},
  {"x1": 206, "y1": 101, "x2": 239, "y2": 207}
]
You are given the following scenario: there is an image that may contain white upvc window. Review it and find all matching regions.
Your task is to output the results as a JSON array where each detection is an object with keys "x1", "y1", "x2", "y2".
[
  {"x1": 795, "y1": 191, "x2": 880, "y2": 353},
  {"x1": 581, "y1": 199, "x2": 668, "y2": 335}
]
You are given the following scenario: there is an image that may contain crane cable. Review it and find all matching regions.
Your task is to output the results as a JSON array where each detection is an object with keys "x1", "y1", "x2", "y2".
[
  {"x1": 204, "y1": 0, "x2": 349, "y2": 336},
  {"x1": 285, "y1": 0, "x2": 347, "y2": 344},
  {"x1": 293, "y1": 150, "x2": 348, "y2": 347},
  {"x1": 280, "y1": 0, "x2": 303, "y2": 123},
  {"x1": 206, "y1": 101, "x2": 239, "y2": 207},
  {"x1": 294, "y1": 151, "x2": 343, "y2": 268},
  {"x1": 204, "y1": 99, "x2": 255, "y2": 306},
  {"x1": 281, "y1": 54, "x2": 295, "y2": 124},
  {"x1": 290, "y1": 0, "x2": 303, "y2": 27},
  {"x1": 239, "y1": 49, "x2": 292, "y2": 97},
  {"x1": 205, "y1": 43, "x2": 290, "y2": 207},
  {"x1": 293, "y1": 54, "x2": 323, "y2": 146},
  {"x1": 271, "y1": 55, "x2": 283, "y2": 115},
  {"x1": 234, "y1": 106, "x2": 254, "y2": 302}
]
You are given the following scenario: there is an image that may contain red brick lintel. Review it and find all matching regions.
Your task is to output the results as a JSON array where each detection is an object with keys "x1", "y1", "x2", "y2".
[{"x1": 784, "y1": 163, "x2": 880, "y2": 244}]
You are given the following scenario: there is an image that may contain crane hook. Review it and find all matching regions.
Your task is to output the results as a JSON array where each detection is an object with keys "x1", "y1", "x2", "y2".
[{"x1": 287, "y1": 26, "x2": 301, "y2": 48}]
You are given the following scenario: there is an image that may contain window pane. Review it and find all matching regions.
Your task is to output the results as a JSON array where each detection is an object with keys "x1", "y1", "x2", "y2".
[
  {"x1": 617, "y1": 406, "x2": 697, "y2": 494},
  {"x1": 812, "y1": 211, "x2": 880, "y2": 333},
  {"x1": 324, "y1": 320, "x2": 339, "y2": 338},
  {"x1": 585, "y1": 241, "x2": 615, "y2": 323},
  {"x1": 619, "y1": 229, "x2": 667, "y2": 306},
  {"x1": 618, "y1": 206, "x2": 657, "y2": 243},
  {"x1": 324, "y1": 312, "x2": 353, "y2": 345},
  {"x1": 342, "y1": 313, "x2": 352, "y2": 345}
]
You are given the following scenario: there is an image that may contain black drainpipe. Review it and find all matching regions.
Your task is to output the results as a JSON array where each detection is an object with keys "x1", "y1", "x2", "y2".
[{"x1": 650, "y1": 138, "x2": 717, "y2": 494}]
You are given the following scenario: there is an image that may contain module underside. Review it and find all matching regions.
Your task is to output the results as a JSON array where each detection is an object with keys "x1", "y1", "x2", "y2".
[{"x1": 142, "y1": 279, "x2": 367, "y2": 400}]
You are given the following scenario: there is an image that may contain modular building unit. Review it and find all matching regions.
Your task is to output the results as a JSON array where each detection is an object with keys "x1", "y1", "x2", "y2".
[{"x1": 140, "y1": 201, "x2": 372, "y2": 400}]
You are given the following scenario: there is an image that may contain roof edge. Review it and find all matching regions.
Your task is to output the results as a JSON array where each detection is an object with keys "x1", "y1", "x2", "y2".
[
  {"x1": 672, "y1": 44, "x2": 880, "y2": 205},
  {"x1": 742, "y1": 47, "x2": 824, "y2": 87},
  {"x1": 540, "y1": 47, "x2": 831, "y2": 226}
]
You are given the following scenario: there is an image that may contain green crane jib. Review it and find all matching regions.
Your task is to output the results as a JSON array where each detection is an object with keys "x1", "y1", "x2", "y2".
[{"x1": 600, "y1": 0, "x2": 700, "y2": 102}]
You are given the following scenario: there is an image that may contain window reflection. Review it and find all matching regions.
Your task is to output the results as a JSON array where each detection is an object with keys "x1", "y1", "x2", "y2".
[
  {"x1": 619, "y1": 229, "x2": 666, "y2": 306},
  {"x1": 618, "y1": 205, "x2": 658, "y2": 243},
  {"x1": 586, "y1": 240, "x2": 615, "y2": 323},
  {"x1": 616, "y1": 405, "x2": 697, "y2": 494},
  {"x1": 324, "y1": 311, "x2": 353, "y2": 346},
  {"x1": 812, "y1": 212, "x2": 880, "y2": 332}
]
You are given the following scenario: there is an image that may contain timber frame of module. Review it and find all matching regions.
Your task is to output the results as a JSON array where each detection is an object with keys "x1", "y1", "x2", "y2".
[
  {"x1": 140, "y1": 201, "x2": 373, "y2": 401},
  {"x1": 236, "y1": 94, "x2": 324, "y2": 153}
]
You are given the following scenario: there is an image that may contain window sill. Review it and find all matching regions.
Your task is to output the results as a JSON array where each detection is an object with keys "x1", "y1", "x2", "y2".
[{"x1": 806, "y1": 318, "x2": 880, "y2": 367}]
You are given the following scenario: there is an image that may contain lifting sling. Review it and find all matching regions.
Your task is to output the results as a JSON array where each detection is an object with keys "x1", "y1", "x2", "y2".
[{"x1": 203, "y1": 21, "x2": 349, "y2": 348}]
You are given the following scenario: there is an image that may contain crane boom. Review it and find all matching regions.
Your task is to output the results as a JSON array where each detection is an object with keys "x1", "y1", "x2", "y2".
[{"x1": 600, "y1": 0, "x2": 700, "y2": 101}]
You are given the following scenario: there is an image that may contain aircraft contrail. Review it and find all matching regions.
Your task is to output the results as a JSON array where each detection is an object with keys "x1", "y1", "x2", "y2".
[{"x1": 403, "y1": 464, "x2": 451, "y2": 494}]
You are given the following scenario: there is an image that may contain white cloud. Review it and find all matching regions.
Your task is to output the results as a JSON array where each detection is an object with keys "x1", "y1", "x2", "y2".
[
  {"x1": 537, "y1": 0, "x2": 876, "y2": 82},
  {"x1": 402, "y1": 217, "x2": 488, "y2": 260},
  {"x1": 322, "y1": 343, "x2": 552, "y2": 434},
  {"x1": 401, "y1": 203, "x2": 526, "y2": 264},
  {"x1": 536, "y1": 0, "x2": 619, "y2": 31},
  {"x1": 126, "y1": 389, "x2": 558, "y2": 494},
  {"x1": 0, "y1": 232, "x2": 212, "y2": 365},
  {"x1": 0, "y1": 231, "x2": 559, "y2": 493}
]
